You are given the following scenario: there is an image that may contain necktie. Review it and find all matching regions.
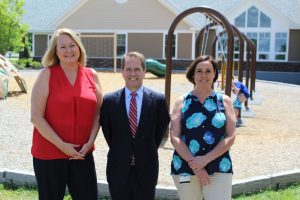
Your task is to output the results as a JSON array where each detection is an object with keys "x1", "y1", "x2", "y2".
[{"x1": 129, "y1": 92, "x2": 138, "y2": 137}]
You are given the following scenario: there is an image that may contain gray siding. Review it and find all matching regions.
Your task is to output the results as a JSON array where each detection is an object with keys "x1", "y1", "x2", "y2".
[
  {"x1": 81, "y1": 36, "x2": 114, "y2": 58},
  {"x1": 177, "y1": 33, "x2": 192, "y2": 59},
  {"x1": 59, "y1": 0, "x2": 190, "y2": 30},
  {"x1": 128, "y1": 33, "x2": 163, "y2": 58}
]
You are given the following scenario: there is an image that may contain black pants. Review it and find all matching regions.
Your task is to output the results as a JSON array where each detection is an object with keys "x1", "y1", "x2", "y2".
[
  {"x1": 33, "y1": 153, "x2": 98, "y2": 200},
  {"x1": 110, "y1": 166, "x2": 155, "y2": 200}
]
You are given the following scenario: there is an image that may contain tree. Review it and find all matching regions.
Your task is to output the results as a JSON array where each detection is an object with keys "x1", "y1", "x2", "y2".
[{"x1": 0, "y1": 0, "x2": 28, "y2": 55}]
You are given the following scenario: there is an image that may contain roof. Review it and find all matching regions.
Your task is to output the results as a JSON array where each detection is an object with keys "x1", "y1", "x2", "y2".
[
  {"x1": 22, "y1": 0, "x2": 79, "y2": 32},
  {"x1": 22, "y1": 0, "x2": 300, "y2": 32},
  {"x1": 160, "y1": 0, "x2": 300, "y2": 28}
]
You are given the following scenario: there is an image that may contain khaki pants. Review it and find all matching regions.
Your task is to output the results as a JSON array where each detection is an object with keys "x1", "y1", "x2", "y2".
[{"x1": 172, "y1": 173, "x2": 232, "y2": 200}]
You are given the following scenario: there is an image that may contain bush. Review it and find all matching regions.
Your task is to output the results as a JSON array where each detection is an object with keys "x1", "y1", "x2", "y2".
[
  {"x1": 10, "y1": 59, "x2": 42, "y2": 69},
  {"x1": 30, "y1": 60, "x2": 42, "y2": 69}
]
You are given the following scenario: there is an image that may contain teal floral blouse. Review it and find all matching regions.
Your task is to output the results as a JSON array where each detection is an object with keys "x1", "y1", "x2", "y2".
[{"x1": 171, "y1": 91, "x2": 233, "y2": 176}]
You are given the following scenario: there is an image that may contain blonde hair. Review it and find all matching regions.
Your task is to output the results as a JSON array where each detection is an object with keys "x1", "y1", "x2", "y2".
[
  {"x1": 42, "y1": 28, "x2": 87, "y2": 67},
  {"x1": 121, "y1": 51, "x2": 146, "y2": 70}
]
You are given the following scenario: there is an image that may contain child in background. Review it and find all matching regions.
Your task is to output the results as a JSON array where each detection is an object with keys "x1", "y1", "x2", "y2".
[{"x1": 232, "y1": 79, "x2": 250, "y2": 127}]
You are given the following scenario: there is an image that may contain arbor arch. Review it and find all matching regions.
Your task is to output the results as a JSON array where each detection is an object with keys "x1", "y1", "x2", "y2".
[{"x1": 165, "y1": 7, "x2": 234, "y2": 108}]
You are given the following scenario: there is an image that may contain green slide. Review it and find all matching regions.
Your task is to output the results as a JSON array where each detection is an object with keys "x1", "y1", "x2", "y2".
[{"x1": 145, "y1": 59, "x2": 166, "y2": 77}]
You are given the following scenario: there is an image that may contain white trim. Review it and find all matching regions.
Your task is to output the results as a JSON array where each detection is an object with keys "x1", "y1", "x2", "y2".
[
  {"x1": 286, "y1": 31, "x2": 290, "y2": 61},
  {"x1": 72, "y1": 29, "x2": 194, "y2": 33},
  {"x1": 191, "y1": 30, "x2": 196, "y2": 59},
  {"x1": 80, "y1": 35, "x2": 115, "y2": 38},
  {"x1": 226, "y1": 0, "x2": 297, "y2": 28},
  {"x1": 157, "y1": 0, "x2": 196, "y2": 28}
]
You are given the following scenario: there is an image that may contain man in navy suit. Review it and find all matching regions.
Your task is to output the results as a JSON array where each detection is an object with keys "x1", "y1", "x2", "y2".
[{"x1": 100, "y1": 51, "x2": 170, "y2": 200}]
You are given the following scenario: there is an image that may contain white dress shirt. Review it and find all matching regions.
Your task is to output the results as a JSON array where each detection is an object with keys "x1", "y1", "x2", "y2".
[{"x1": 125, "y1": 86, "x2": 143, "y2": 124}]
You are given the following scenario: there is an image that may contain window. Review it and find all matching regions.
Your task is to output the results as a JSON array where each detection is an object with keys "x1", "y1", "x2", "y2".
[
  {"x1": 246, "y1": 32, "x2": 258, "y2": 47},
  {"x1": 165, "y1": 34, "x2": 176, "y2": 58},
  {"x1": 216, "y1": 32, "x2": 228, "y2": 60},
  {"x1": 247, "y1": 32, "x2": 271, "y2": 61},
  {"x1": 233, "y1": 37, "x2": 240, "y2": 61},
  {"x1": 117, "y1": 34, "x2": 126, "y2": 56},
  {"x1": 260, "y1": 12, "x2": 271, "y2": 27},
  {"x1": 275, "y1": 33, "x2": 287, "y2": 52},
  {"x1": 233, "y1": 6, "x2": 289, "y2": 61},
  {"x1": 234, "y1": 6, "x2": 271, "y2": 28},
  {"x1": 275, "y1": 32, "x2": 287, "y2": 60},
  {"x1": 247, "y1": 6, "x2": 258, "y2": 27},
  {"x1": 247, "y1": 32, "x2": 269, "y2": 61},
  {"x1": 235, "y1": 12, "x2": 246, "y2": 27},
  {"x1": 258, "y1": 32, "x2": 270, "y2": 60},
  {"x1": 258, "y1": 32, "x2": 270, "y2": 52}
]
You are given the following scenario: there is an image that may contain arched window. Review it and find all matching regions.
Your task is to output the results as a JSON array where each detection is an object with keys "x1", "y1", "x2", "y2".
[
  {"x1": 235, "y1": 6, "x2": 271, "y2": 28},
  {"x1": 234, "y1": 6, "x2": 283, "y2": 61},
  {"x1": 247, "y1": 6, "x2": 259, "y2": 27},
  {"x1": 235, "y1": 12, "x2": 246, "y2": 27},
  {"x1": 260, "y1": 12, "x2": 271, "y2": 27}
]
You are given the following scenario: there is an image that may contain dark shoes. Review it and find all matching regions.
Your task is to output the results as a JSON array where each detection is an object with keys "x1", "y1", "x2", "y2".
[{"x1": 236, "y1": 118, "x2": 243, "y2": 127}]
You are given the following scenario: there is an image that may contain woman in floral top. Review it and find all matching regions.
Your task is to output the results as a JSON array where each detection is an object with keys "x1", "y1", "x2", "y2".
[{"x1": 170, "y1": 55, "x2": 236, "y2": 200}]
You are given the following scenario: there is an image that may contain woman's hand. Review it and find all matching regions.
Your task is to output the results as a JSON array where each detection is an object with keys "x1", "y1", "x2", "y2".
[
  {"x1": 188, "y1": 155, "x2": 210, "y2": 171},
  {"x1": 60, "y1": 142, "x2": 85, "y2": 160},
  {"x1": 193, "y1": 168, "x2": 210, "y2": 186},
  {"x1": 79, "y1": 141, "x2": 93, "y2": 155}
]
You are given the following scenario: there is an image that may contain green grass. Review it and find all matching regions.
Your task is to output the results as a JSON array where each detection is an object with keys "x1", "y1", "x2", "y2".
[
  {"x1": 0, "y1": 183, "x2": 300, "y2": 200},
  {"x1": 0, "y1": 184, "x2": 38, "y2": 200},
  {"x1": 232, "y1": 184, "x2": 300, "y2": 200}
]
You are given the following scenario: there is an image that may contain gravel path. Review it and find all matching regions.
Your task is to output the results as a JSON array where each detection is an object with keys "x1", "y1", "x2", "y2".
[{"x1": 0, "y1": 70, "x2": 299, "y2": 187}]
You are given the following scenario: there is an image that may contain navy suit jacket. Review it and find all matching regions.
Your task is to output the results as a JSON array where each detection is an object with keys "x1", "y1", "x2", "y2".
[{"x1": 100, "y1": 87, "x2": 170, "y2": 196}]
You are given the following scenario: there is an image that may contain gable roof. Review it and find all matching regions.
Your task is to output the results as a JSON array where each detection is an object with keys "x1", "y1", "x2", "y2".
[
  {"x1": 22, "y1": 0, "x2": 80, "y2": 32},
  {"x1": 22, "y1": 0, "x2": 300, "y2": 32},
  {"x1": 160, "y1": 0, "x2": 300, "y2": 28}
]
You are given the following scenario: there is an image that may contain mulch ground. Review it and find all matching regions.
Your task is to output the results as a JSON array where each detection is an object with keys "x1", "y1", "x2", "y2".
[{"x1": 1, "y1": 69, "x2": 299, "y2": 186}]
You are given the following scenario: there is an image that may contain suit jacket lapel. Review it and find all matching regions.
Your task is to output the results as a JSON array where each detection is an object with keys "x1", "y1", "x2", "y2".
[
  {"x1": 115, "y1": 88, "x2": 132, "y2": 133},
  {"x1": 136, "y1": 87, "x2": 153, "y2": 137}
]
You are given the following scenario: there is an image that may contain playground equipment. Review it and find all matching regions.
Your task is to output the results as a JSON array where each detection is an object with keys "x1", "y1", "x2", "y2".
[
  {"x1": 145, "y1": 59, "x2": 166, "y2": 77},
  {"x1": 165, "y1": 7, "x2": 235, "y2": 108},
  {"x1": 0, "y1": 54, "x2": 27, "y2": 99},
  {"x1": 164, "y1": 7, "x2": 257, "y2": 107}
]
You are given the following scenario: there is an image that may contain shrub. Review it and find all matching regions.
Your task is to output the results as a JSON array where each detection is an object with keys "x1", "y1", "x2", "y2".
[
  {"x1": 10, "y1": 59, "x2": 42, "y2": 69},
  {"x1": 30, "y1": 60, "x2": 42, "y2": 69}
]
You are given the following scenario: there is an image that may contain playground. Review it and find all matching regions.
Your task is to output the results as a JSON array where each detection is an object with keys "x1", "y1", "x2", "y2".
[{"x1": 0, "y1": 69, "x2": 299, "y2": 187}]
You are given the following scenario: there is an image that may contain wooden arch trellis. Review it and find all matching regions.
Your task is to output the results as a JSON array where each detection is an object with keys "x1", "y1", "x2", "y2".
[
  {"x1": 194, "y1": 23, "x2": 257, "y2": 108},
  {"x1": 195, "y1": 23, "x2": 246, "y2": 91},
  {"x1": 165, "y1": 7, "x2": 235, "y2": 109},
  {"x1": 210, "y1": 26, "x2": 257, "y2": 109}
]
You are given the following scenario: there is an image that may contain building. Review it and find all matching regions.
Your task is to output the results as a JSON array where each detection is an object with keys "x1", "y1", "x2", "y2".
[{"x1": 22, "y1": 0, "x2": 300, "y2": 70}]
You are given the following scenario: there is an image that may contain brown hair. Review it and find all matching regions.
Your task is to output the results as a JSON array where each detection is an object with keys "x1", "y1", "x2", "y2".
[
  {"x1": 42, "y1": 28, "x2": 87, "y2": 67},
  {"x1": 121, "y1": 51, "x2": 146, "y2": 70},
  {"x1": 186, "y1": 55, "x2": 219, "y2": 85}
]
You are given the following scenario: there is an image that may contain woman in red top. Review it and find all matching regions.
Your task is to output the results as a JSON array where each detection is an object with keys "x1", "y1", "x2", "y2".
[{"x1": 31, "y1": 28, "x2": 102, "y2": 200}]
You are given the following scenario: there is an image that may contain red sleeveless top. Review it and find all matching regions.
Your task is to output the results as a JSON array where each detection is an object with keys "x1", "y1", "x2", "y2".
[{"x1": 31, "y1": 65, "x2": 97, "y2": 159}]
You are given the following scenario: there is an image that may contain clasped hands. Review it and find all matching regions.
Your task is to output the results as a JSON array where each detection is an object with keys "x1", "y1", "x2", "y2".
[
  {"x1": 189, "y1": 155, "x2": 211, "y2": 185},
  {"x1": 60, "y1": 142, "x2": 93, "y2": 160}
]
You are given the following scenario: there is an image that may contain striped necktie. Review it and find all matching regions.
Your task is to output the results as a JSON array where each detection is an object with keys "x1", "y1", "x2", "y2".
[{"x1": 129, "y1": 92, "x2": 138, "y2": 137}]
